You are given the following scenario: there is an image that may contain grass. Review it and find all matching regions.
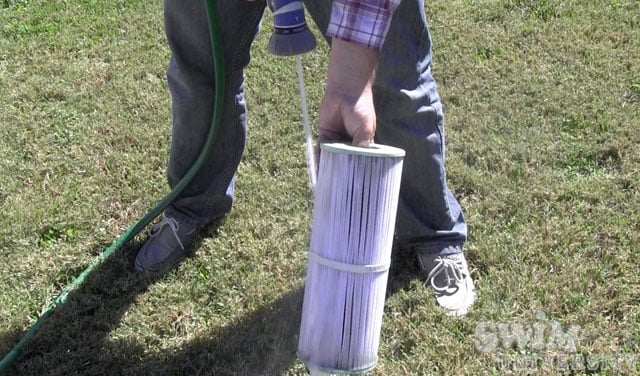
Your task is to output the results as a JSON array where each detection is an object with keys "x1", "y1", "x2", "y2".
[{"x1": 0, "y1": 0, "x2": 639, "y2": 375}]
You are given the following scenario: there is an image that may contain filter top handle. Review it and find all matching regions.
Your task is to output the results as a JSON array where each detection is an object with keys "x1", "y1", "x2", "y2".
[{"x1": 320, "y1": 142, "x2": 405, "y2": 158}]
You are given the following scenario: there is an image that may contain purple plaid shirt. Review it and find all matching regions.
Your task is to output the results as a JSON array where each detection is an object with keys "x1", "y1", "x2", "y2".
[{"x1": 326, "y1": 0, "x2": 401, "y2": 50}]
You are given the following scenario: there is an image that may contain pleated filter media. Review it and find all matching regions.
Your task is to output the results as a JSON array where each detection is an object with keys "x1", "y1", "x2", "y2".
[{"x1": 298, "y1": 143, "x2": 405, "y2": 374}]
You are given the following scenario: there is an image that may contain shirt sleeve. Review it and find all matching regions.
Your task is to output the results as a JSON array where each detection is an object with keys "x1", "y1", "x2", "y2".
[{"x1": 326, "y1": 0, "x2": 402, "y2": 50}]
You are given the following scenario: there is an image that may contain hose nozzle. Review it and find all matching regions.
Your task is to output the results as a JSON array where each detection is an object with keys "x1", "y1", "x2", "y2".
[{"x1": 268, "y1": 0, "x2": 316, "y2": 56}]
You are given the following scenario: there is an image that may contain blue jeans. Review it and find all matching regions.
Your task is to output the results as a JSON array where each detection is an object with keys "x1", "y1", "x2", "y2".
[{"x1": 163, "y1": 0, "x2": 466, "y2": 255}]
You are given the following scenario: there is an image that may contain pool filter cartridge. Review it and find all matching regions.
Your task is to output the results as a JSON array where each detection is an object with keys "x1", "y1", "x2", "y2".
[{"x1": 298, "y1": 142, "x2": 405, "y2": 374}]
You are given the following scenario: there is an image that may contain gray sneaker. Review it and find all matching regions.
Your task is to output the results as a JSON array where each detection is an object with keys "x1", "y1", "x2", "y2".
[
  {"x1": 134, "y1": 215, "x2": 199, "y2": 275},
  {"x1": 417, "y1": 252, "x2": 476, "y2": 317}
]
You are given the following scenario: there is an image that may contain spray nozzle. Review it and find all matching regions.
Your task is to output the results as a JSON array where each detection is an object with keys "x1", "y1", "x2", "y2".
[{"x1": 268, "y1": 0, "x2": 316, "y2": 56}]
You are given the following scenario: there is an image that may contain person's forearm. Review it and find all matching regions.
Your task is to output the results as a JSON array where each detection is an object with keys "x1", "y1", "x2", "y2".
[
  {"x1": 319, "y1": 0, "x2": 400, "y2": 147},
  {"x1": 325, "y1": 0, "x2": 401, "y2": 105},
  {"x1": 326, "y1": 38, "x2": 379, "y2": 99}
]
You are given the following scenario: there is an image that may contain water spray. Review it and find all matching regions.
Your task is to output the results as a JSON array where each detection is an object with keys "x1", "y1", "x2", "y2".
[{"x1": 268, "y1": 0, "x2": 318, "y2": 188}]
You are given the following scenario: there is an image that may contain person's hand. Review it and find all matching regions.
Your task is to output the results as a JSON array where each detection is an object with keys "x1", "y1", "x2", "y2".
[
  {"x1": 319, "y1": 79, "x2": 376, "y2": 147},
  {"x1": 319, "y1": 39, "x2": 380, "y2": 147}
]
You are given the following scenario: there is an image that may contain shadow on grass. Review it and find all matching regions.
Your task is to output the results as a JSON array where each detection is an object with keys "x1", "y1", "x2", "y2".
[
  {"x1": 0, "y1": 240, "x2": 149, "y2": 375},
  {"x1": 0, "y1": 237, "x2": 305, "y2": 375},
  {"x1": 125, "y1": 288, "x2": 305, "y2": 376},
  {"x1": 387, "y1": 244, "x2": 423, "y2": 297},
  {"x1": 0, "y1": 241, "x2": 424, "y2": 375},
  {"x1": 0, "y1": 327, "x2": 25, "y2": 366}
]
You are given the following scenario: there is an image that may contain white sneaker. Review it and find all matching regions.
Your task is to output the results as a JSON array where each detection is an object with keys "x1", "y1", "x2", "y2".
[{"x1": 417, "y1": 252, "x2": 476, "y2": 317}]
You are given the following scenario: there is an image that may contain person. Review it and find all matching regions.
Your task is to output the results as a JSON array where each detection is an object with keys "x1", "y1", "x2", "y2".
[{"x1": 134, "y1": 0, "x2": 476, "y2": 316}]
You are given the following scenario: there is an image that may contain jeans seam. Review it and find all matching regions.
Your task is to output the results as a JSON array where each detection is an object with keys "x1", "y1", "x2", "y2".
[{"x1": 231, "y1": 4, "x2": 265, "y2": 71}]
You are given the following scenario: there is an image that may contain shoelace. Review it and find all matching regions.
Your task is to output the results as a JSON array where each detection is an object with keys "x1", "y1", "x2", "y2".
[
  {"x1": 151, "y1": 217, "x2": 185, "y2": 250},
  {"x1": 427, "y1": 257, "x2": 465, "y2": 293}
]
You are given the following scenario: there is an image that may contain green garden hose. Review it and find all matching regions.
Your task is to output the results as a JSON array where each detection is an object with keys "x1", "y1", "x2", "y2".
[{"x1": 0, "y1": 0, "x2": 225, "y2": 373}]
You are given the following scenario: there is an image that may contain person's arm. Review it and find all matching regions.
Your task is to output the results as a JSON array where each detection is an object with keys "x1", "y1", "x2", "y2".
[
  {"x1": 320, "y1": 40, "x2": 379, "y2": 147},
  {"x1": 319, "y1": 0, "x2": 401, "y2": 147}
]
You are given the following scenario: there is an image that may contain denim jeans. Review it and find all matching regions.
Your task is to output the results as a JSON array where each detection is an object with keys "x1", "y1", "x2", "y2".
[{"x1": 163, "y1": 0, "x2": 466, "y2": 255}]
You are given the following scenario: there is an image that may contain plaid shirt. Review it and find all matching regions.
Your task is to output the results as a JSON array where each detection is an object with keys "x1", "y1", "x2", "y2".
[{"x1": 326, "y1": 0, "x2": 401, "y2": 50}]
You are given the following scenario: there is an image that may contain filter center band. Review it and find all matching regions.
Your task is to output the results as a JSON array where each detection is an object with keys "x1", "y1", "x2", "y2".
[{"x1": 308, "y1": 251, "x2": 390, "y2": 274}]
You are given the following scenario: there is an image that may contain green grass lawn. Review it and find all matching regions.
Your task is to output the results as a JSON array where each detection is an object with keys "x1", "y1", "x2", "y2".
[{"x1": 1, "y1": 0, "x2": 639, "y2": 375}]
